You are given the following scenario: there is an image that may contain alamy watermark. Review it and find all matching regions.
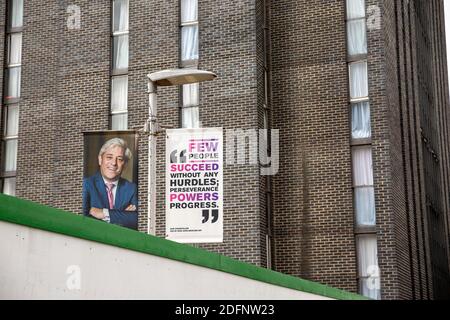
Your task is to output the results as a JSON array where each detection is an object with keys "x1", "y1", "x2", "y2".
[
  {"x1": 66, "y1": 265, "x2": 81, "y2": 290},
  {"x1": 169, "y1": 128, "x2": 279, "y2": 176},
  {"x1": 365, "y1": 265, "x2": 381, "y2": 291},
  {"x1": 66, "y1": 5, "x2": 81, "y2": 30},
  {"x1": 225, "y1": 129, "x2": 279, "y2": 176},
  {"x1": 367, "y1": 5, "x2": 381, "y2": 31}
]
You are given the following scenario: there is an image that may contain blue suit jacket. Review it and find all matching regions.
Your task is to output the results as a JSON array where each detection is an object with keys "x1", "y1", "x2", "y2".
[{"x1": 82, "y1": 171, "x2": 138, "y2": 230}]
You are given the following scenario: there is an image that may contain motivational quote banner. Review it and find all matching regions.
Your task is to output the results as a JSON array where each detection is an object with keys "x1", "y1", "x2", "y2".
[{"x1": 166, "y1": 128, "x2": 223, "y2": 243}]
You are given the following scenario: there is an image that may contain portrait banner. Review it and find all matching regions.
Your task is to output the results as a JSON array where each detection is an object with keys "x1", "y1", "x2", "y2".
[
  {"x1": 166, "y1": 128, "x2": 223, "y2": 243},
  {"x1": 83, "y1": 131, "x2": 139, "y2": 230}
]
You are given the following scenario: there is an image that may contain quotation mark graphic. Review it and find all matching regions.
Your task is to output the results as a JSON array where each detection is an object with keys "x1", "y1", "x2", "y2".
[
  {"x1": 202, "y1": 209, "x2": 219, "y2": 224},
  {"x1": 170, "y1": 149, "x2": 187, "y2": 163}
]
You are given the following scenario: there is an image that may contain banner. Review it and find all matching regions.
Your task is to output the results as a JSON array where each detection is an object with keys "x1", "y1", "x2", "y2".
[
  {"x1": 166, "y1": 128, "x2": 223, "y2": 243},
  {"x1": 82, "y1": 131, "x2": 139, "y2": 230}
]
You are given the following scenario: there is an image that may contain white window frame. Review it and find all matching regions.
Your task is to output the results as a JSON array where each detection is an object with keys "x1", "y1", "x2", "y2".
[
  {"x1": 180, "y1": 0, "x2": 200, "y2": 128},
  {"x1": 110, "y1": 0, "x2": 129, "y2": 130},
  {"x1": 180, "y1": 0, "x2": 199, "y2": 68},
  {"x1": 2, "y1": 0, "x2": 24, "y2": 196},
  {"x1": 356, "y1": 234, "x2": 381, "y2": 299}
]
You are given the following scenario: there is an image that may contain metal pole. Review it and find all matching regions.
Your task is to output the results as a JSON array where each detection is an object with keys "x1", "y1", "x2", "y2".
[{"x1": 147, "y1": 80, "x2": 157, "y2": 235}]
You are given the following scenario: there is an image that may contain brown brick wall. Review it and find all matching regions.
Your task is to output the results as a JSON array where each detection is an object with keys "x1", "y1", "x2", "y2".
[
  {"x1": 368, "y1": 0, "x2": 450, "y2": 299},
  {"x1": 9, "y1": 0, "x2": 266, "y2": 267},
  {"x1": 368, "y1": 0, "x2": 399, "y2": 300},
  {"x1": 389, "y1": 0, "x2": 421, "y2": 299},
  {"x1": 269, "y1": 0, "x2": 450, "y2": 299},
  {"x1": 1, "y1": 0, "x2": 449, "y2": 299},
  {"x1": 415, "y1": 0, "x2": 450, "y2": 299},
  {"x1": 196, "y1": 0, "x2": 263, "y2": 265},
  {"x1": 17, "y1": 1, "x2": 110, "y2": 212},
  {"x1": 271, "y1": 0, "x2": 357, "y2": 292},
  {"x1": 402, "y1": 0, "x2": 431, "y2": 298},
  {"x1": 129, "y1": 0, "x2": 179, "y2": 238}
]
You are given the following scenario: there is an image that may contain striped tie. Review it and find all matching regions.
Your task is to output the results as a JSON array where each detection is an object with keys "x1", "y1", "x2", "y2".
[{"x1": 106, "y1": 183, "x2": 114, "y2": 209}]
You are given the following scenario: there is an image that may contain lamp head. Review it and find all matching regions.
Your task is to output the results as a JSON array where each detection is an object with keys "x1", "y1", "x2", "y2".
[{"x1": 147, "y1": 69, "x2": 217, "y2": 86}]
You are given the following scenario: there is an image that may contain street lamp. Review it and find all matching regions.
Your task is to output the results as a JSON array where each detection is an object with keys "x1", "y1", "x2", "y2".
[{"x1": 146, "y1": 68, "x2": 217, "y2": 235}]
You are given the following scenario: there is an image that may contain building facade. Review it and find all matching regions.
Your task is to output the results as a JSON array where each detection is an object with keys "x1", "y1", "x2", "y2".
[{"x1": 0, "y1": 0, "x2": 449, "y2": 299}]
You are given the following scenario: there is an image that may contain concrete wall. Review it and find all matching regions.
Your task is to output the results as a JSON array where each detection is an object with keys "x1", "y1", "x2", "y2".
[{"x1": 0, "y1": 220, "x2": 331, "y2": 300}]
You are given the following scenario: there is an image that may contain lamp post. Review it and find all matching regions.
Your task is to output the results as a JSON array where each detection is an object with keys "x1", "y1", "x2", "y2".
[{"x1": 146, "y1": 69, "x2": 217, "y2": 235}]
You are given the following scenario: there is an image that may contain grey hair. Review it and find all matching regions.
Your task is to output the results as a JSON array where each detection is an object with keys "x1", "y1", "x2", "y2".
[{"x1": 98, "y1": 138, "x2": 132, "y2": 163}]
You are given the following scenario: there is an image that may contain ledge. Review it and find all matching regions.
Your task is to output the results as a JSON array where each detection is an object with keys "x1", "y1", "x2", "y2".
[{"x1": 0, "y1": 194, "x2": 367, "y2": 300}]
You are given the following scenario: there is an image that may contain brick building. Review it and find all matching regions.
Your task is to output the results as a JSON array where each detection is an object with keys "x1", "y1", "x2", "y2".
[{"x1": 0, "y1": 0, "x2": 449, "y2": 299}]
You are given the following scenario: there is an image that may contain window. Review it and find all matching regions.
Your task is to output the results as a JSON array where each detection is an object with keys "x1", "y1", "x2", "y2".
[
  {"x1": 6, "y1": 67, "x2": 21, "y2": 100},
  {"x1": 181, "y1": 82, "x2": 200, "y2": 128},
  {"x1": 2, "y1": 177, "x2": 16, "y2": 196},
  {"x1": 346, "y1": 0, "x2": 365, "y2": 19},
  {"x1": 352, "y1": 147, "x2": 376, "y2": 226},
  {"x1": 181, "y1": 26, "x2": 198, "y2": 63},
  {"x1": 180, "y1": 0, "x2": 200, "y2": 128},
  {"x1": 346, "y1": 0, "x2": 367, "y2": 56},
  {"x1": 3, "y1": 139, "x2": 18, "y2": 172},
  {"x1": 349, "y1": 61, "x2": 368, "y2": 100},
  {"x1": 357, "y1": 235, "x2": 381, "y2": 300},
  {"x1": 5, "y1": 11, "x2": 23, "y2": 103},
  {"x1": 2, "y1": 104, "x2": 20, "y2": 174},
  {"x1": 111, "y1": 0, "x2": 129, "y2": 129},
  {"x1": 351, "y1": 101, "x2": 371, "y2": 139},
  {"x1": 181, "y1": 105, "x2": 200, "y2": 128},
  {"x1": 352, "y1": 147, "x2": 373, "y2": 186},
  {"x1": 110, "y1": 76, "x2": 128, "y2": 130},
  {"x1": 112, "y1": 35, "x2": 129, "y2": 70},
  {"x1": 113, "y1": 0, "x2": 129, "y2": 33},
  {"x1": 349, "y1": 61, "x2": 371, "y2": 144},
  {"x1": 7, "y1": 33, "x2": 22, "y2": 65},
  {"x1": 4, "y1": 104, "x2": 19, "y2": 137},
  {"x1": 2, "y1": 0, "x2": 23, "y2": 196},
  {"x1": 10, "y1": 0, "x2": 23, "y2": 29},
  {"x1": 180, "y1": 0, "x2": 198, "y2": 66},
  {"x1": 347, "y1": 19, "x2": 367, "y2": 56},
  {"x1": 346, "y1": 0, "x2": 379, "y2": 299}
]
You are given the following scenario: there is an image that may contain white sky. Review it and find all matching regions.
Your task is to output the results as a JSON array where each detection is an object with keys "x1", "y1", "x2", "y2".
[{"x1": 446, "y1": 0, "x2": 450, "y2": 93}]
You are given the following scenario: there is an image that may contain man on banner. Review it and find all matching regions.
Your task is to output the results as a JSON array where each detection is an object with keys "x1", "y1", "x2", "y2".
[{"x1": 83, "y1": 138, "x2": 138, "y2": 230}]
